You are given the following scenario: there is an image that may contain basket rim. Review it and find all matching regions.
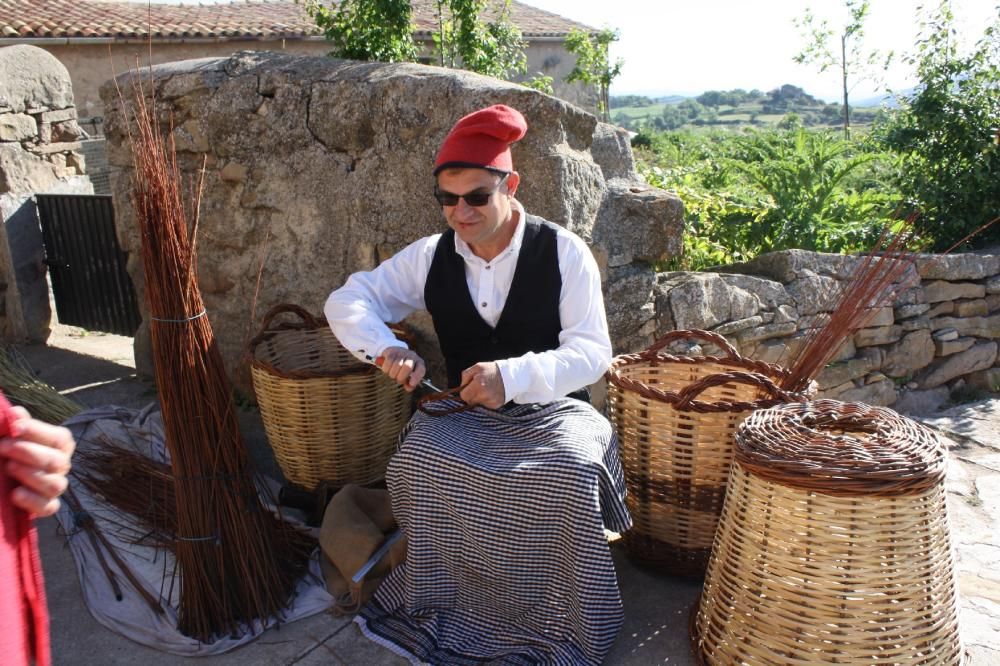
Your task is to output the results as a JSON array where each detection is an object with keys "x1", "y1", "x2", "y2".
[
  {"x1": 247, "y1": 303, "x2": 413, "y2": 381},
  {"x1": 607, "y1": 353, "x2": 806, "y2": 413},
  {"x1": 606, "y1": 328, "x2": 806, "y2": 413},
  {"x1": 734, "y1": 399, "x2": 947, "y2": 496},
  {"x1": 250, "y1": 354, "x2": 376, "y2": 381}
]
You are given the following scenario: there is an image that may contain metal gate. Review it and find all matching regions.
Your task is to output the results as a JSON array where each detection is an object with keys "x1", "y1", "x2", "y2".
[{"x1": 35, "y1": 194, "x2": 141, "y2": 336}]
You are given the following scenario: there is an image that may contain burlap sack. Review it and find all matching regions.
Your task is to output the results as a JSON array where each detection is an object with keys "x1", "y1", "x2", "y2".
[{"x1": 319, "y1": 485, "x2": 407, "y2": 613}]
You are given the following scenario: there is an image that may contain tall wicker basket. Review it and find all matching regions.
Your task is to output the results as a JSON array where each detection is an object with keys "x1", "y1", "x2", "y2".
[
  {"x1": 691, "y1": 400, "x2": 963, "y2": 665},
  {"x1": 249, "y1": 304, "x2": 412, "y2": 491},
  {"x1": 606, "y1": 329, "x2": 804, "y2": 577}
]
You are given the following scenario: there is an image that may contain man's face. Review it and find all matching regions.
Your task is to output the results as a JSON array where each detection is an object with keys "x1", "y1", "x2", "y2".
[{"x1": 436, "y1": 168, "x2": 520, "y2": 256}]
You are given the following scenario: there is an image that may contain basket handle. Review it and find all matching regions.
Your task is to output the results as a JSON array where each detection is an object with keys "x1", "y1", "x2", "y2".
[
  {"x1": 644, "y1": 329, "x2": 740, "y2": 360},
  {"x1": 674, "y1": 370, "x2": 797, "y2": 410},
  {"x1": 258, "y1": 303, "x2": 323, "y2": 332}
]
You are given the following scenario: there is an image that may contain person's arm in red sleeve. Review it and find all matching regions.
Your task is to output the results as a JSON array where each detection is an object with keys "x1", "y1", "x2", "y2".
[{"x1": 0, "y1": 392, "x2": 74, "y2": 666}]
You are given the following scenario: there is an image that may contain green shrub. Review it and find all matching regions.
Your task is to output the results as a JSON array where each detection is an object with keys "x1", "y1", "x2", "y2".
[
  {"x1": 874, "y1": 5, "x2": 1000, "y2": 250},
  {"x1": 636, "y1": 127, "x2": 902, "y2": 269}
]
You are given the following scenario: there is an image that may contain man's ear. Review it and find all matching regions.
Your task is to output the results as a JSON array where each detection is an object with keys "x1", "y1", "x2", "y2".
[{"x1": 505, "y1": 171, "x2": 520, "y2": 197}]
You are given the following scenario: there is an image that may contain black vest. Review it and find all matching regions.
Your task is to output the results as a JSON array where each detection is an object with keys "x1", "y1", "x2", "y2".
[{"x1": 425, "y1": 216, "x2": 571, "y2": 396}]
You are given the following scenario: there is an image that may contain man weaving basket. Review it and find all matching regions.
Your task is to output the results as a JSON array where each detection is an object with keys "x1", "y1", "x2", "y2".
[{"x1": 324, "y1": 104, "x2": 631, "y2": 665}]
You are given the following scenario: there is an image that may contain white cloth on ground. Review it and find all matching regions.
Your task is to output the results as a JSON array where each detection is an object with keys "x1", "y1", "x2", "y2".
[{"x1": 55, "y1": 405, "x2": 332, "y2": 656}]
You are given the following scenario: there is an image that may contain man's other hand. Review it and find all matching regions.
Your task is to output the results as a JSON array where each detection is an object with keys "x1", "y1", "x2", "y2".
[
  {"x1": 0, "y1": 406, "x2": 76, "y2": 517},
  {"x1": 460, "y1": 362, "x2": 506, "y2": 409},
  {"x1": 378, "y1": 347, "x2": 427, "y2": 392}
]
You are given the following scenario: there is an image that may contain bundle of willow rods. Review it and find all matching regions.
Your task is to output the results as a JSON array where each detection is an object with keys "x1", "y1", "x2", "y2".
[
  {"x1": 72, "y1": 445, "x2": 315, "y2": 558},
  {"x1": 0, "y1": 344, "x2": 82, "y2": 424},
  {"x1": 119, "y1": 71, "x2": 306, "y2": 641},
  {"x1": 72, "y1": 447, "x2": 176, "y2": 548},
  {"x1": 782, "y1": 221, "x2": 917, "y2": 391}
]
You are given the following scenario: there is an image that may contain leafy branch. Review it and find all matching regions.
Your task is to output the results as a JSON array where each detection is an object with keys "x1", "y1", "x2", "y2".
[{"x1": 565, "y1": 28, "x2": 623, "y2": 122}]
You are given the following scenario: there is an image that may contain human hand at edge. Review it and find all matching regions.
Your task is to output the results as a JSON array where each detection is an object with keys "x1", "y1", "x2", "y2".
[
  {"x1": 377, "y1": 346, "x2": 427, "y2": 392},
  {"x1": 0, "y1": 406, "x2": 75, "y2": 517},
  {"x1": 459, "y1": 362, "x2": 506, "y2": 409}
]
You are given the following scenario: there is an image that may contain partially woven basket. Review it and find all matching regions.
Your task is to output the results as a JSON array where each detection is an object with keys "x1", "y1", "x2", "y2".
[
  {"x1": 691, "y1": 399, "x2": 962, "y2": 665},
  {"x1": 606, "y1": 329, "x2": 805, "y2": 576},
  {"x1": 249, "y1": 304, "x2": 412, "y2": 491}
]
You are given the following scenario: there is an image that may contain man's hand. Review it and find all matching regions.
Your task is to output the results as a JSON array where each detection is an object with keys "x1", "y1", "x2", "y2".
[
  {"x1": 459, "y1": 362, "x2": 506, "y2": 409},
  {"x1": 377, "y1": 346, "x2": 427, "y2": 392},
  {"x1": 0, "y1": 406, "x2": 75, "y2": 517}
]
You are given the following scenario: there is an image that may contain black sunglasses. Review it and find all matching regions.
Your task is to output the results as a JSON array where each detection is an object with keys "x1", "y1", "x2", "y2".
[{"x1": 434, "y1": 173, "x2": 509, "y2": 207}]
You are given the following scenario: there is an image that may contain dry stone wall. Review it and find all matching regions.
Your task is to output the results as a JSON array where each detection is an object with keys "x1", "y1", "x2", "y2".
[
  {"x1": 656, "y1": 250, "x2": 1000, "y2": 412},
  {"x1": 0, "y1": 45, "x2": 91, "y2": 342},
  {"x1": 101, "y1": 51, "x2": 683, "y2": 385}
]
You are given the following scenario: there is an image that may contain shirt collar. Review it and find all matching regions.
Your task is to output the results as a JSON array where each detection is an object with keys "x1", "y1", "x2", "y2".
[{"x1": 453, "y1": 199, "x2": 526, "y2": 263}]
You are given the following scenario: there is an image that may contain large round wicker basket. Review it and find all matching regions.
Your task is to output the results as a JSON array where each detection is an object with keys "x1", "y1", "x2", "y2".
[
  {"x1": 691, "y1": 399, "x2": 963, "y2": 665},
  {"x1": 606, "y1": 329, "x2": 805, "y2": 577},
  {"x1": 249, "y1": 304, "x2": 412, "y2": 491}
]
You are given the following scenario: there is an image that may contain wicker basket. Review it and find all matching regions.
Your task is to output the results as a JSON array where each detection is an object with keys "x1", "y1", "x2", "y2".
[
  {"x1": 606, "y1": 329, "x2": 804, "y2": 576},
  {"x1": 249, "y1": 304, "x2": 412, "y2": 491},
  {"x1": 691, "y1": 399, "x2": 962, "y2": 664}
]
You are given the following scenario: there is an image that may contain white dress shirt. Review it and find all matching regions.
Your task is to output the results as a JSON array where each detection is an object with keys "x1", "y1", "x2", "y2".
[{"x1": 324, "y1": 201, "x2": 612, "y2": 404}]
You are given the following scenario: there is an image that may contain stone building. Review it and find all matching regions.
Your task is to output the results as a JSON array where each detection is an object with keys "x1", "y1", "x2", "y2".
[
  {"x1": 0, "y1": 44, "x2": 92, "y2": 342},
  {"x1": 0, "y1": 0, "x2": 600, "y2": 127}
]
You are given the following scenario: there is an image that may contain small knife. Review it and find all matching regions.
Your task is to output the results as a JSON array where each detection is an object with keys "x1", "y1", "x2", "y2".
[
  {"x1": 351, "y1": 528, "x2": 404, "y2": 584},
  {"x1": 368, "y1": 354, "x2": 444, "y2": 393}
]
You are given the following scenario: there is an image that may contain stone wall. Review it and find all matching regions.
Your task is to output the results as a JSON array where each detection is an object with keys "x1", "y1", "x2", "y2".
[
  {"x1": 80, "y1": 138, "x2": 111, "y2": 195},
  {"x1": 0, "y1": 44, "x2": 92, "y2": 342},
  {"x1": 655, "y1": 250, "x2": 1000, "y2": 412},
  {"x1": 40, "y1": 37, "x2": 595, "y2": 126},
  {"x1": 101, "y1": 51, "x2": 682, "y2": 385}
]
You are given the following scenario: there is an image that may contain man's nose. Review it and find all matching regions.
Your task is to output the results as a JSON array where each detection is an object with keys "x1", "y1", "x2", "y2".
[{"x1": 454, "y1": 198, "x2": 477, "y2": 218}]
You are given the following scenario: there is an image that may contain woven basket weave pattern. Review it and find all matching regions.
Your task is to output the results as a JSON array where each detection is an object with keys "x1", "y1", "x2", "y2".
[
  {"x1": 250, "y1": 305, "x2": 411, "y2": 490},
  {"x1": 692, "y1": 401, "x2": 962, "y2": 664},
  {"x1": 606, "y1": 329, "x2": 800, "y2": 576},
  {"x1": 609, "y1": 360, "x2": 769, "y2": 566}
]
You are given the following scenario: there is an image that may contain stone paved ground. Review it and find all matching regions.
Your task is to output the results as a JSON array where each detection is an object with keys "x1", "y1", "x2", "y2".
[
  {"x1": 917, "y1": 399, "x2": 1000, "y2": 664},
  {"x1": 20, "y1": 325, "x2": 1000, "y2": 664}
]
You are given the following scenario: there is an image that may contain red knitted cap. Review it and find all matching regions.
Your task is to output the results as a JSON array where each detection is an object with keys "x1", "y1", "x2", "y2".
[{"x1": 433, "y1": 104, "x2": 527, "y2": 175}]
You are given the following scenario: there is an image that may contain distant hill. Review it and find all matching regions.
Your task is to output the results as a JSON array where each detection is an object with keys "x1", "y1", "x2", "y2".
[
  {"x1": 610, "y1": 85, "x2": 886, "y2": 132},
  {"x1": 655, "y1": 95, "x2": 687, "y2": 105}
]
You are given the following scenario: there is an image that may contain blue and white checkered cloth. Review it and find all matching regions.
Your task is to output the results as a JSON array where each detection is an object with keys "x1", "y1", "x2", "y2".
[{"x1": 356, "y1": 398, "x2": 631, "y2": 665}]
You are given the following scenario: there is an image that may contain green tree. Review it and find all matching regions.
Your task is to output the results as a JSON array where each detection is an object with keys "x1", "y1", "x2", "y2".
[
  {"x1": 523, "y1": 72, "x2": 554, "y2": 94},
  {"x1": 696, "y1": 90, "x2": 724, "y2": 109},
  {"x1": 610, "y1": 95, "x2": 653, "y2": 108},
  {"x1": 305, "y1": 0, "x2": 418, "y2": 63},
  {"x1": 677, "y1": 99, "x2": 705, "y2": 120},
  {"x1": 794, "y1": 0, "x2": 891, "y2": 138},
  {"x1": 875, "y1": 2, "x2": 1000, "y2": 249},
  {"x1": 660, "y1": 105, "x2": 687, "y2": 130},
  {"x1": 307, "y1": 0, "x2": 527, "y2": 81},
  {"x1": 434, "y1": 0, "x2": 526, "y2": 80},
  {"x1": 564, "y1": 28, "x2": 624, "y2": 122}
]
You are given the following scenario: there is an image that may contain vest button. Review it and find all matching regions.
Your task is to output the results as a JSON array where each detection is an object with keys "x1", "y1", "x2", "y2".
[{"x1": 490, "y1": 336, "x2": 499, "y2": 344}]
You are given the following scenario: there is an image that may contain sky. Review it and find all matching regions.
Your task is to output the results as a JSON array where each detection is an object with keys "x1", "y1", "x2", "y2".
[
  {"x1": 143, "y1": 0, "x2": 999, "y2": 102},
  {"x1": 523, "y1": 0, "x2": 999, "y2": 101}
]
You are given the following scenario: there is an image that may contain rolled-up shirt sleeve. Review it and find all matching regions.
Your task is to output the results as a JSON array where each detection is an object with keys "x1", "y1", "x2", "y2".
[
  {"x1": 324, "y1": 236, "x2": 438, "y2": 363},
  {"x1": 496, "y1": 231, "x2": 613, "y2": 404}
]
